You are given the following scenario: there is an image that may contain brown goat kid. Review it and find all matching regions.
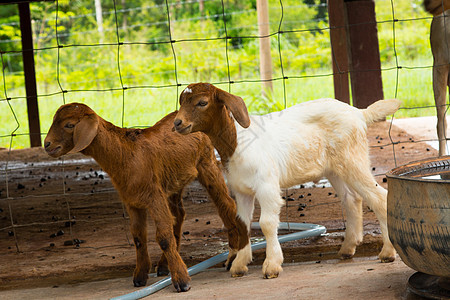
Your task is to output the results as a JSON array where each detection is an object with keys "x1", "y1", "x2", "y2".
[{"x1": 44, "y1": 103, "x2": 248, "y2": 292}]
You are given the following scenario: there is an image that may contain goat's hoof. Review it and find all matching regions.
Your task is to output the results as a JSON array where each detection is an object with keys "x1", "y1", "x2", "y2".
[
  {"x1": 339, "y1": 253, "x2": 354, "y2": 260},
  {"x1": 262, "y1": 262, "x2": 282, "y2": 279},
  {"x1": 231, "y1": 272, "x2": 246, "y2": 278},
  {"x1": 263, "y1": 272, "x2": 279, "y2": 279},
  {"x1": 173, "y1": 281, "x2": 191, "y2": 292},
  {"x1": 133, "y1": 278, "x2": 147, "y2": 287},
  {"x1": 380, "y1": 255, "x2": 395, "y2": 263},
  {"x1": 156, "y1": 265, "x2": 170, "y2": 276},
  {"x1": 230, "y1": 265, "x2": 248, "y2": 277},
  {"x1": 338, "y1": 247, "x2": 355, "y2": 260}
]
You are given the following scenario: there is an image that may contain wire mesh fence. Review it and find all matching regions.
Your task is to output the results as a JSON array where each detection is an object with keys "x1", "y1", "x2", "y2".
[{"x1": 0, "y1": 0, "x2": 448, "y2": 285}]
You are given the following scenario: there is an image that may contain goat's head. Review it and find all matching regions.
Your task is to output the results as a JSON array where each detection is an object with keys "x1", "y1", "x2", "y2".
[
  {"x1": 173, "y1": 83, "x2": 250, "y2": 135},
  {"x1": 44, "y1": 103, "x2": 99, "y2": 158}
]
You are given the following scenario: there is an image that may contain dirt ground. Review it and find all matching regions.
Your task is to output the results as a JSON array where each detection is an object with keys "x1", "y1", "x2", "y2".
[{"x1": 0, "y1": 120, "x2": 439, "y2": 293}]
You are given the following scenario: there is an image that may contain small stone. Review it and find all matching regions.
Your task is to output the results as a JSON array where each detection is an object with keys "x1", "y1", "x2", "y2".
[{"x1": 65, "y1": 221, "x2": 76, "y2": 227}]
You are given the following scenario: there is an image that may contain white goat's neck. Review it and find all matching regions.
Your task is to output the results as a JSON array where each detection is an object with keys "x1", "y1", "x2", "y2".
[{"x1": 207, "y1": 107, "x2": 238, "y2": 163}]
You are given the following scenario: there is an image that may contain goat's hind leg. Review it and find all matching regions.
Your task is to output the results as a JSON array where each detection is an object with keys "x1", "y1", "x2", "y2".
[
  {"x1": 328, "y1": 175, "x2": 363, "y2": 259},
  {"x1": 127, "y1": 205, "x2": 151, "y2": 287},
  {"x1": 156, "y1": 192, "x2": 185, "y2": 276},
  {"x1": 340, "y1": 170, "x2": 396, "y2": 262},
  {"x1": 150, "y1": 194, "x2": 191, "y2": 292}
]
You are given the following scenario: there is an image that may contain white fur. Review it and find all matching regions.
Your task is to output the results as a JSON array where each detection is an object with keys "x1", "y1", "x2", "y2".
[
  {"x1": 225, "y1": 98, "x2": 399, "y2": 278},
  {"x1": 183, "y1": 87, "x2": 192, "y2": 94}
]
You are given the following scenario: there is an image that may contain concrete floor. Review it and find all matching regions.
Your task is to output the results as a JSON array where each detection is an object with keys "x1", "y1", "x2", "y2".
[{"x1": 0, "y1": 256, "x2": 424, "y2": 300}]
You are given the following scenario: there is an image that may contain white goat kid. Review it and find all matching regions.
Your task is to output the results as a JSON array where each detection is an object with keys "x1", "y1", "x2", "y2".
[{"x1": 174, "y1": 83, "x2": 399, "y2": 279}]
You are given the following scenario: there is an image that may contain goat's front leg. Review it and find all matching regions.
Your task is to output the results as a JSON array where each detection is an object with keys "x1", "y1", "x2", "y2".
[
  {"x1": 197, "y1": 159, "x2": 249, "y2": 255},
  {"x1": 156, "y1": 192, "x2": 185, "y2": 276},
  {"x1": 229, "y1": 192, "x2": 255, "y2": 277},
  {"x1": 127, "y1": 205, "x2": 151, "y2": 287},
  {"x1": 255, "y1": 185, "x2": 284, "y2": 279},
  {"x1": 149, "y1": 195, "x2": 190, "y2": 292}
]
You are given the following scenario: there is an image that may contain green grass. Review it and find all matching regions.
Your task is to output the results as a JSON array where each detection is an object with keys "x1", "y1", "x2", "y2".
[
  {"x1": 0, "y1": 0, "x2": 439, "y2": 149},
  {"x1": 0, "y1": 61, "x2": 437, "y2": 150}
]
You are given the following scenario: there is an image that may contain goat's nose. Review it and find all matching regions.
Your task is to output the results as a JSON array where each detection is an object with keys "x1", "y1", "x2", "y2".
[
  {"x1": 44, "y1": 141, "x2": 51, "y2": 149},
  {"x1": 174, "y1": 119, "x2": 182, "y2": 128}
]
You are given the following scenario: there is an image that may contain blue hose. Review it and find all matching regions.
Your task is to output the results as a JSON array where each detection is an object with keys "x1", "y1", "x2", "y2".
[{"x1": 111, "y1": 222, "x2": 326, "y2": 300}]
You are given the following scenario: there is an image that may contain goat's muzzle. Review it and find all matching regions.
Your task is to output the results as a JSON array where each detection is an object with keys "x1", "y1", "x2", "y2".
[
  {"x1": 173, "y1": 119, "x2": 192, "y2": 135},
  {"x1": 44, "y1": 141, "x2": 62, "y2": 157}
]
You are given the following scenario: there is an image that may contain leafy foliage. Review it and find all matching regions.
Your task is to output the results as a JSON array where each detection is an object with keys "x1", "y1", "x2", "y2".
[{"x1": 0, "y1": 0, "x2": 437, "y2": 148}]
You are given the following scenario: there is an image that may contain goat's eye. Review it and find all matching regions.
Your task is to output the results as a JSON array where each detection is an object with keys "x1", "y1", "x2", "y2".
[
  {"x1": 196, "y1": 101, "x2": 208, "y2": 107},
  {"x1": 64, "y1": 123, "x2": 75, "y2": 129}
]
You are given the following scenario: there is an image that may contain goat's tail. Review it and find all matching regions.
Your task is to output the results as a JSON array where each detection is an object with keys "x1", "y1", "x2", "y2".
[{"x1": 362, "y1": 99, "x2": 401, "y2": 125}]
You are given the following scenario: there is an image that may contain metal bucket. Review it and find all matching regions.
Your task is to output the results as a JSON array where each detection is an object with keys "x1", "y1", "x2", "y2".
[{"x1": 386, "y1": 156, "x2": 450, "y2": 278}]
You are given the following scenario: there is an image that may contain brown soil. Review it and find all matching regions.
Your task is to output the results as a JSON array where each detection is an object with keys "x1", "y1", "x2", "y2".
[{"x1": 0, "y1": 121, "x2": 438, "y2": 290}]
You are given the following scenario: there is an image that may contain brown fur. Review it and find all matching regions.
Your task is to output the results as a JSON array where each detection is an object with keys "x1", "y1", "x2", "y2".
[
  {"x1": 44, "y1": 103, "x2": 248, "y2": 292},
  {"x1": 175, "y1": 83, "x2": 249, "y2": 162},
  {"x1": 424, "y1": 0, "x2": 450, "y2": 16}
]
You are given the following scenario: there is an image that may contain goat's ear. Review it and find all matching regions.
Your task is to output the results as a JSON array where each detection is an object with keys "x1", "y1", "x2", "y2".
[
  {"x1": 215, "y1": 88, "x2": 250, "y2": 128},
  {"x1": 68, "y1": 114, "x2": 99, "y2": 154}
]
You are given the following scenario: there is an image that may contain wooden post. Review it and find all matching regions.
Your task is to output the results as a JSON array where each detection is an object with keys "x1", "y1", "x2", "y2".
[
  {"x1": 345, "y1": 0, "x2": 384, "y2": 108},
  {"x1": 256, "y1": 0, "x2": 273, "y2": 98},
  {"x1": 95, "y1": 0, "x2": 104, "y2": 42},
  {"x1": 19, "y1": 2, "x2": 41, "y2": 148},
  {"x1": 328, "y1": 0, "x2": 350, "y2": 104}
]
